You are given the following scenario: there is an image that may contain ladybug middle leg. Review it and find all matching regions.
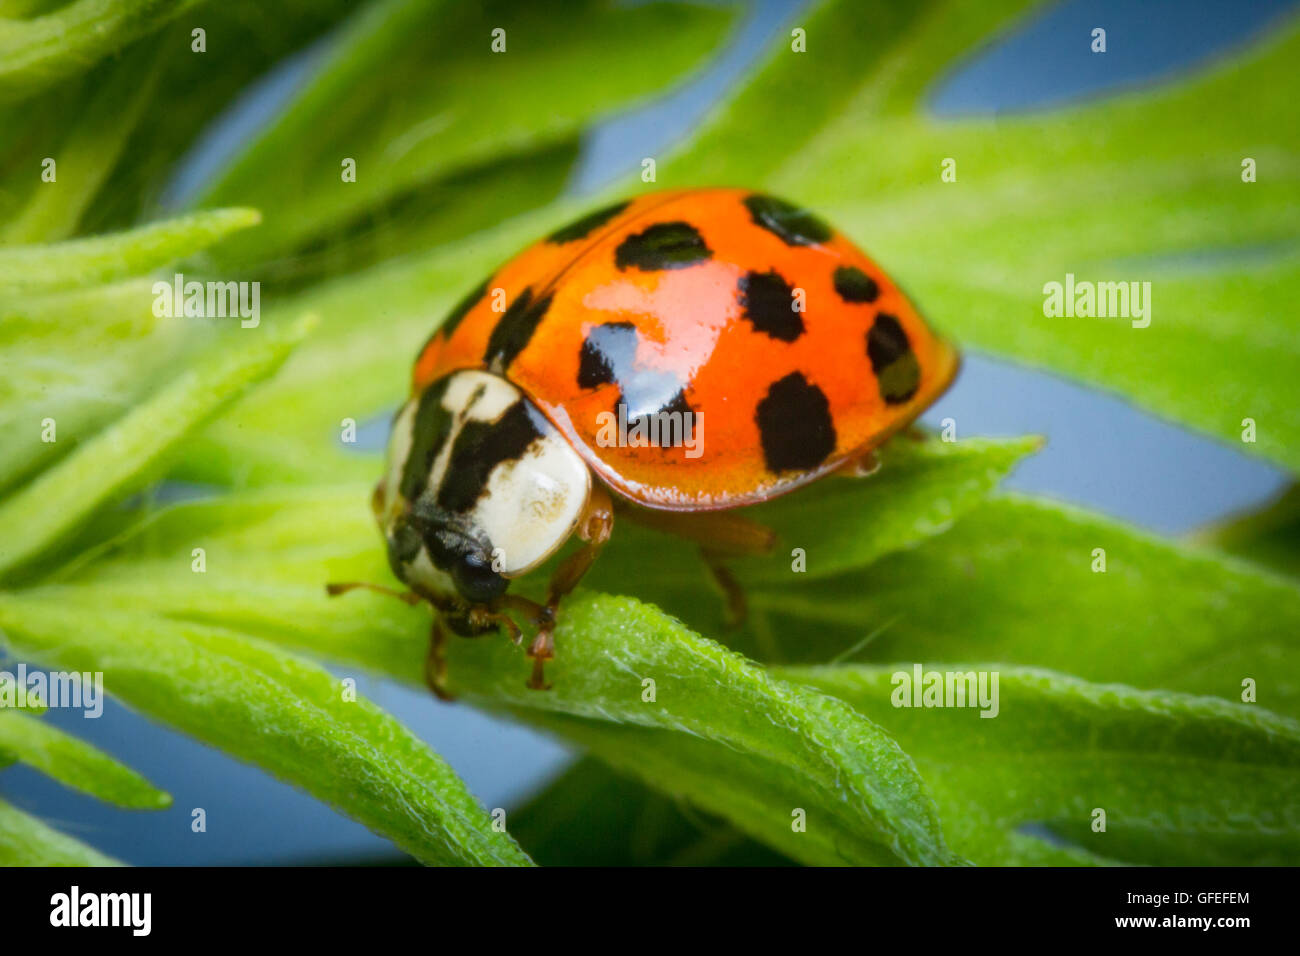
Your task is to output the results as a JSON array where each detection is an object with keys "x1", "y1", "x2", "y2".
[
  {"x1": 518, "y1": 484, "x2": 615, "y2": 690},
  {"x1": 619, "y1": 505, "x2": 776, "y2": 628},
  {"x1": 701, "y1": 550, "x2": 748, "y2": 630}
]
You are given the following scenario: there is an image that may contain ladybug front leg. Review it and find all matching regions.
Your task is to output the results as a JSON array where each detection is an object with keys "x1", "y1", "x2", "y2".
[
  {"x1": 329, "y1": 579, "x2": 478, "y2": 700},
  {"x1": 325, "y1": 580, "x2": 423, "y2": 605},
  {"x1": 525, "y1": 484, "x2": 615, "y2": 690},
  {"x1": 424, "y1": 617, "x2": 456, "y2": 702}
]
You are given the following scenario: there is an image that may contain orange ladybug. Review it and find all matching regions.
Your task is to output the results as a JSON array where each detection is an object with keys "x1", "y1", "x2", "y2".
[{"x1": 332, "y1": 188, "x2": 959, "y2": 696}]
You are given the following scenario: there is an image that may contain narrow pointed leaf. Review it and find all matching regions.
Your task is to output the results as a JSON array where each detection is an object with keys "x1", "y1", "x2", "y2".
[
  {"x1": 0, "y1": 710, "x2": 171, "y2": 809},
  {"x1": 782, "y1": 664, "x2": 1300, "y2": 865},
  {"x1": 0, "y1": 208, "x2": 261, "y2": 295},
  {"x1": 0, "y1": 798, "x2": 122, "y2": 866},
  {"x1": 0, "y1": 315, "x2": 311, "y2": 579},
  {"x1": 0, "y1": 597, "x2": 533, "y2": 866}
]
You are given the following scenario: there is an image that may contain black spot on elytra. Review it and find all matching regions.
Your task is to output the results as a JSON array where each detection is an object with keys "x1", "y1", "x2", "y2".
[
  {"x1": 578, "y1": 321, "x2": 686, "y2": 428},
  {"x1": 615, "y1": 221, "x2": 712, "y2": 271},
  {"x1": 867, "y1": 313, "x2": 920, "y2": 404},
  {"x1": 743, "y1": 194, "x2": 831, "y2": 247},
  {"x1": 833, "y1": 265, "x2": 879, "y2": 303},
  {"x1": 547, "y1": 200, "x2": 631, "y2": 244},
  {"x1": 622, "y1": 388, "x2": 697, "y2": 448},
  {"x1": 755, "y1": 372, "x2": 836, "y2": 473},
  {"x1": 655, "y1": 389, "x2": 694, "y2": 419},
  {"x1": 398, "y1": 378, "x2": 455, "y2": 502},
  {"x1": 484, "y1": 287, "x2": 553, "y2": 373},
  {"x1": 436, "y1": 400, "x2": 541, "y2": 514},
  {"x1": 738, "y1": 270, "x2": 803, "y2": 342},
  {"x1": 578, "y1": 321, "x2": 638, "y2": 389}
]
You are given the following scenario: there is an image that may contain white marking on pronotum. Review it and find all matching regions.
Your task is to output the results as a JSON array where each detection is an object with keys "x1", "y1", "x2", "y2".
[{"x1": 378, "y1": 371, "x2": 591, "y2": 588}]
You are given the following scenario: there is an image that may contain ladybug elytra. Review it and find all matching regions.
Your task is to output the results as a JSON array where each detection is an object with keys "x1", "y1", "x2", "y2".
[{"x1": 332, "y1": 188, "x2": 958, "y2": 695}]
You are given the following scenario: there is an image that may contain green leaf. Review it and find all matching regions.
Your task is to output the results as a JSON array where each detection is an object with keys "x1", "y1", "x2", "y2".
[
  {"x1": 0, "y1": 208, "x2": 261, "y2": 295},
  {"x1": 0, "y1": 0, "x2": 205, "y2": 101},
  {"x1": 0, "y1": 3, "x2": 357, "y2": 236},
  {"x1": 668, "y1": 0, "x2": 1300, "y2": 472},
  {"x1": 1192, "y1": 484, "x2": 1300, "y2": 579},
  {"x1": 738, "y1": 435, "x2": 1044, "y2": 583},
  {"x1": 0, "y1": 279, "x2": 190, "y2": 495},
  {"x1": 0, "y1": 210, "x2": 263, "y2": 502},
  {"x1": 90, "y1": 481, "x2": 1293, "y2": 728},
  {"x1": 1, "y1": 51, "x2": 162, "y2": 243},
  {"x1": 508, "y1": 757, "x2": 794, "y2": 867},
  {"x1": 194, "y1": 0, "x2": 737, "y2": 272},
  {"x1": 582, "y1": 434, "x2": 1041, "y2": 638},
  {"x1": 1, "y1": 432, "x2": 1037, "y2": 864},
  {"x1": 0, "y1": 209, "x2": 266, "y2": 498},
  {"x1": 781, "y1": 664, "x2": 1300, "y2": 865},
  {"x1": 0, "y1": 710, "x2": 171, "y2": 809},
  {"x1": 743, "y1": 496, "x2": 1300, "y2": 719},
  {"x1": 0, "y1": 596, "x2": 534, "y2": 867},
  {"x1": 518, "y1": 712, "x2": 905, "y2": 866},
  {"x1": 173, "y1": 210, "x2": 563, "y2": 486},
  {"x1": 231, "y1": 139, "x2": 582, "y2": 290},
  {"x1": 11, "y1": 484, "x2": 959, "y2": 866},
  {"x1": 446, "y1": 593, "x2": 957, "y2": 866},
  {"x1": 0, "y1": 797, "x2": 122, "y2": 866},
  {"x1": 0, "y1": 315, "x2": 311, "y2": 580}
]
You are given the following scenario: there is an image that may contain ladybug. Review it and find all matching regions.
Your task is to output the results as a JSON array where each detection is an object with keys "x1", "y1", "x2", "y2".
[{"x1": 330, "y1": 188, "x2": 958, "y2": 696}]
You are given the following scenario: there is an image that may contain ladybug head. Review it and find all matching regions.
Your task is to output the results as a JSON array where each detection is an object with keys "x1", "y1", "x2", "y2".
[{"x1": 373, "y1": 370, "x2": 591, "y2": 607}]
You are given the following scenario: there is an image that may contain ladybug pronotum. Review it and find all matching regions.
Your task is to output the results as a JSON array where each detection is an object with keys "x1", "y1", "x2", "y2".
[{"x1": 331, "y1": 188, "x2": 959, "y2": 696}]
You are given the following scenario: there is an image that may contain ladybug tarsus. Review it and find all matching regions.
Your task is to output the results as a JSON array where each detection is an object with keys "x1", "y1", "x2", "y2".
[{"x1": 526, "y1": 629, "x2": 555, "y2": 691}]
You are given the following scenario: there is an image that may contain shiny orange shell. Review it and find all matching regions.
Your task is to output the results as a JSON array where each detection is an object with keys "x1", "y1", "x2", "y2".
[{"x1": 413, "y1": 188, "x2": 959, "y2": 511}]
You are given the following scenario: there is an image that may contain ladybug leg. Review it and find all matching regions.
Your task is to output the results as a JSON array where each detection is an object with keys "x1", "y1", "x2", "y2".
[
  {"x1": 467, "y1": 605, "x2": 522, "y2": 644},
  {"x1": 702, "y1": 549, "x2": 748, "y2": 629},
  {"x1": 424, "y1": 617, "x2": 455, "y2": 702},
  {"x1": 618, "y1": 505, "x2": 775, "y2": 627},
  {"x1": 619, "y1": 504, "x2": 776, "y2": 556},
  {"x1": 840, "y1": 448, "x2": 881, "y2": 478},
  {"x1": 330, "y1": 580, "x2": 500, "y2": 699},
  {"x1": 525, "y1": 484, "x2": 615, "y2": 690},
  {"x1": 525, "y1": 630, "x2": 555, "y2": 691},
  {"x1": 325, "y1": 581, "x2": 423, "y2": 605}
]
